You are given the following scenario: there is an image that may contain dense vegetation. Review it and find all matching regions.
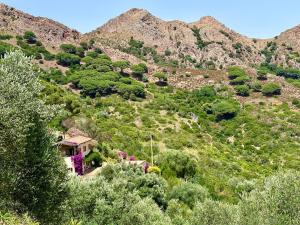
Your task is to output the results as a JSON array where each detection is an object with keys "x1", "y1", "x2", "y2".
[
  {"x1": 258, "y1": 63, "x2": 300, "y2": 88},
  {"x1": 0, "y1": 32, "x2": 300, "y2": 224},
  {"x1": 0, "y1": 52, "x2": 68, "y2": 224}
]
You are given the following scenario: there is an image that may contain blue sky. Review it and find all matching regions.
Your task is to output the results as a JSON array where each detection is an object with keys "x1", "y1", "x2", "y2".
[{"x1": 1, "y1": 0, "x2": 300, "y2": 38}]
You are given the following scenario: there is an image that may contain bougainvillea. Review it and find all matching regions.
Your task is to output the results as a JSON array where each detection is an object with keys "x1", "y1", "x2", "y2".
[
  {"x1": 129, "y1": 155, "x2": 135, "y2": 161},
  {"x1": 72, "y1": 152, "x2": 83, "y2": 175},
  {"x1": 118, "y1": 151, "x2": 128, "y2": 160},
  {"x1": 143, "y1": 162, "x2": 149, "y2": 173}
]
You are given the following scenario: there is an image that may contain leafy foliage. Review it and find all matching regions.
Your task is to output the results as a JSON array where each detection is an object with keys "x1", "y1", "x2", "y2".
[
  {"x1": 0, "y1": 41, "x2": 15, "y2": 57},
  {"x1": 211, "y1": 100, "x2": 240, "y2": 121},
  {"x1": 156, "y1": 150, "x2": 197, "y2": 179},
  {"x1": 0, "y1": 212, "x2": 39, "y2": 225},
  {"x1": 261, "y1": 83, "x2": 281, "y2": 96},
  {"x1": 234, "y1": 85, "x2": 250, "y2": 96},
  {"x1": 0, "y1": 51, "x2": 68, "y2": 224},
  {"x1": 56, "y1": 52, "x2": 81, "y2": 67},
  {"x1": 168, "y1": 182, "x2": 209, "y2": 208},
  {"x1": 23, "y1": 31, "x2": 37, "y2": 44}
]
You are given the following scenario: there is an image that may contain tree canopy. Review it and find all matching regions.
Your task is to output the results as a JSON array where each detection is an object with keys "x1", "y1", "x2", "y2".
[{"x1": 0, "y1": 51, "x2": 68, "y2": 224}]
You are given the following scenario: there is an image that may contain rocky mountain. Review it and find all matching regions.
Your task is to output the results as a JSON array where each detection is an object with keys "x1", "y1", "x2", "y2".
[
  {"x1": 1, "y1": 4, "x2": 300, "y2": 70},
  {"x1": 85, "y1": 8, "x2": 267, "y2": 69},
  {"x1": 85, "y1": 8, "x2": 300, "y2": 70},
  {"x1": 0, "y1": 3, "x2": 80, "y2": 51}
]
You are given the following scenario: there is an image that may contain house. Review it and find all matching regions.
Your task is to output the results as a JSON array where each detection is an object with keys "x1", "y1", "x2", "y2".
[{"x1": 57, "y1": 130, "x2": 97, "y2": 174}]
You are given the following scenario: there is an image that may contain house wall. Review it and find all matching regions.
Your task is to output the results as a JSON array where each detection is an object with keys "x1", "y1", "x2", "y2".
[{"x1": 78, "y1": 141, "x2": 93, "y2": 156}]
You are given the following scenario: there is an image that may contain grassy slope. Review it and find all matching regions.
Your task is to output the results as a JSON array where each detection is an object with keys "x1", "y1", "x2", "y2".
[{"x1": 45, "y1": 80, "x2": 300, "y2": 202}]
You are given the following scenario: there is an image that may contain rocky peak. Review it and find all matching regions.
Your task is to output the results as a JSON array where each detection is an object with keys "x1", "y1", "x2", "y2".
[
  {"x1": 194, "y1": 16, "x2": 224, "y2": 27},
  {"x1": 123, "y1": 8, "x2": 150, "y2": 17},
  {"x1": 98, "y1": 8, "x2": 161, "y2": 34}
]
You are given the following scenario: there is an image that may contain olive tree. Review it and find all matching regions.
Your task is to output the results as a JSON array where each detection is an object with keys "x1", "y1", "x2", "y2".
[
  {"x1": 0, "y1": 51, "x2": 68, "y2": 224},
  {"x1": 238, "y1": 171, "x2": 300, "y2": 225},
  {"x1": 168, "y1": 182, "x2": 209, "y2": 208}
]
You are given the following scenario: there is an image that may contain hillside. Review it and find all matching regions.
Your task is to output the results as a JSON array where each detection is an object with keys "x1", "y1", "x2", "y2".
[
  {"x1": 85, "y1": 8, "x2": 300, "y2": 70},
  {"x1": 0, "y1": 3, "x2": 80, "y2": 51},
  {"x1": 2, "y1": 4, "x2": 300, "y2": 70},
  {"x1": 1, "y1": 4, "x2": 300, "y2": 225},
  {"x1": 86, "y1": 9, "x2": 262, "y2": 68}
]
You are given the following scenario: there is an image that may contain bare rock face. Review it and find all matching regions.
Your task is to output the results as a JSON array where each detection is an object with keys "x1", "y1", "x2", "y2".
[
  {"x1": 85, "y1": 9, "x2": 267, "y2": 69},
  {"x1": 277, "y1": 25, "x2": 300, "y2": 52},
  {"x1": 0, "y1": 3, "x2": 81, "y2": 51}
]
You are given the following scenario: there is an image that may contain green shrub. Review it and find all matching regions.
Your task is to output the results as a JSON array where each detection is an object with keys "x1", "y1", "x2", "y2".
[
  {"x1": 86, "y1": 51, "x2": 99, "y2": 58},
  {"x1": 68, "y1": 69, "x2": 101, "y2": 86},
  {"x1": 165, "y1": 49, "x2": 172, "y2": 56},
  {"x1": 80, "y1": 41, "x2": 89, "y2": 50},
  {"x1": 60, "y1": 44, "x2": 77, "y2": 54},
  {"x1": 230, "y1": 76, "x2": 250, "y2": 85},
  {"x1": 233, "y1": 42, "x2": 243, "y2": 50},
  {"x1": 79, "y1": 78, "x2": 115, "y2": 97},
  {"x1": 97, "y1": 65, "x2": 112, "y2": 73},
  {"x1": 191, "y1": 27, "x2": 211, "y2": 49},
  {"x1": 82, "y1": 56, "x2": 94, "y2": 64},
  {"x1": 16, "y1": 39, "x2": 54, "y2": 60},
  {"x1": 0, "y1": 41, "x2": 14, "y2": 57},
  {"x1": 131, "y1": 63, "x2": 148, "y2": 78},
  {"x1": 94, "y1": 47, "x2": 102, "y2": 54},
  {"x1": 23, "y1": 31, "x2": 37, "y2": 44},
  {"x1": 85, "y1": 151, "x2": 103, "y2": 167},
  {"x1": 93, "y1": 58, "x2": 112, "y2": 67},
  {"x1": 148, "y1": 166, "x2": 161, "y2": 174},
  {"x1": 206, "y1": 61, "x2": 216, "y2": 70},
  {"x1": 116, "y1": 83, "x2": 146, "y2": 99},
  {"x1": 193, "y1": 86, "x2": 216, "y2": 99},
  {"x1": 262, "y1": 83, "x2": 281, "y2": 96},
  {"x1": 56, "y1": 52, "x2": 81, "y2": 67},
  {"x1": 75, "y1": 46, "x2": 85, "y2": 57},
  {"x1": 234, "y1": 85, "x2": 250, "y2": 96},
  {"x1": 250, "y1": 81, "x2": 262, "y2": 92},
  {"x1": 119, "y1": 77, "x2": 132, "y2": 84},
  {"x1": 154, "y1": 72, "x2": 168, "y2": 86},
  {"x1": 157, "y1": 150, "x2": 197, "y2": 179},
  {"x1": 168, "y1": 182, "x2": 209, "y2": 208},
  {"x1": 211, "y1": 100, "x2": 239, "y2": 121},
  {"x1": 257, "y1": 68, "x2": 268, "y2": 80},
  {"x1": 189, "y1": 199, "x2": 237, "y2": 225},
  {"x1": 43, "y1": 52, "x2": 55, "y2": 61},
  {"x1": 0, "y1": 34, "x2": 13, "y2": 40},
  {"x1": 292, "y1": 98, "x2": 300, "y2": 108},
  {"x1": 0, "y1": 212, "x2": 39, "y2": 225},
  {"x1": 227, "y1": 67, "x2": 246, "y2": 79},
  {"x1": 129, "y1": 37, "x2": 144, "y2": 49},
  {"x1": 40, "y1": 68, "x2": 67, "y2": 84}
]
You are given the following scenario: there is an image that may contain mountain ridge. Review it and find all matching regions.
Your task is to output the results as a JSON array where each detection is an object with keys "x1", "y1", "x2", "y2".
[{"x1": 1, "y1": 3, "x2": 300, "y2": 68}]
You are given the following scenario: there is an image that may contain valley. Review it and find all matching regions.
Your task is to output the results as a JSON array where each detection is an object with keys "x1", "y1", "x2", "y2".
[{"x1": 0, "y1": 2, "x2": 300, "y2": 225}]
